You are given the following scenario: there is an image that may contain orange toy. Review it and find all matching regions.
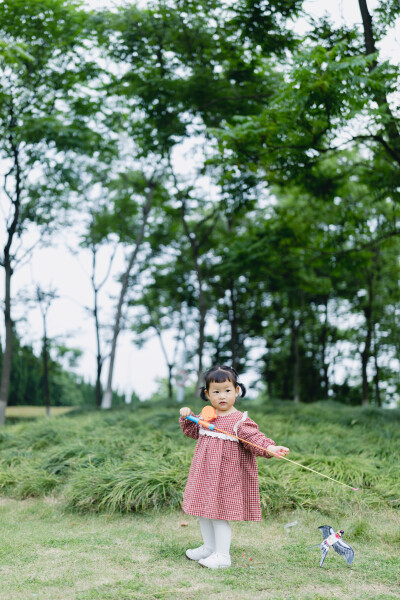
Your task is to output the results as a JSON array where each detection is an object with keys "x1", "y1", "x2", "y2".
[{"x1": 201, "y1": 405, "x2": 217, "y2": 422}]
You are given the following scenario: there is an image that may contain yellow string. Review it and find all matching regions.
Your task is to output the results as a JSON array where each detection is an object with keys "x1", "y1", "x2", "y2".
[{"x1": 212, "y1": 424, "x2": 359, "y2": 491}]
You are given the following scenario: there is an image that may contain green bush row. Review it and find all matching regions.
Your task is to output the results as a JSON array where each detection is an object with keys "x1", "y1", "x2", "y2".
[{"x1": 0, "y1": 401, "x2": 398, "y2": 514}]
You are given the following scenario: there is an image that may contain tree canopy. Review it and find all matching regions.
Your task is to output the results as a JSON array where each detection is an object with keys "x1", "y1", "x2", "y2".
[{"x1": 0, "y1": 0, "x2": 399, "y2": 419}]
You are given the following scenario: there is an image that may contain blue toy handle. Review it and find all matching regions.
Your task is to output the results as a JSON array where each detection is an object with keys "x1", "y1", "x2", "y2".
[
  {"x1": 185, "y1": 414, "x2": 215, "y2": 430},
  {"x1": 186, "y1": 415, "x2": 199, "y2": 424}
]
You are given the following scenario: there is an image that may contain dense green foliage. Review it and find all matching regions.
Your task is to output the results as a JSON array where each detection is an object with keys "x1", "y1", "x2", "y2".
[
  {"x1": 0, "y1": 337, "x2": 126, "y2": 408},
  {"x1": 1, "y1": 0, "x2": 399, "y2": 415},
  {"x1": 0, "y1": 401, "x2": 398, "y2": 514}
]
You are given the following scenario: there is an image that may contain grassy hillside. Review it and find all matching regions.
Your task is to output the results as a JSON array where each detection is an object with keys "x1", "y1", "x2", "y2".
[{"x1": 0, "y1": 399, "x2": 398, "y2": 516}]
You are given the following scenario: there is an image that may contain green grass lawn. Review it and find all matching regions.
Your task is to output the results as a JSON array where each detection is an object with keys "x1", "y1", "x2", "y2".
[
  {"x1": 0, "y1": 498, "x2": 398, "y2": 600},
  {"x1": 0, "y1": 400, "x2": 399, "y2": 599}
]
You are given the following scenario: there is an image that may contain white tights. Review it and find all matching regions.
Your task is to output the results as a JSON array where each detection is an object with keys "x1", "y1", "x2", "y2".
[{"x1": 199, "y1": 516, "x2": 232, "y2": 556}]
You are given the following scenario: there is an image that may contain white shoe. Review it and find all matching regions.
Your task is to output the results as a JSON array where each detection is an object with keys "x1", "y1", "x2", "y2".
[
  {"x1": 186, "y1": 545, "x2": 214, "y2": 561},
  {"x1": 198, "y1": 552, "x2": 231, "y2": 569}
]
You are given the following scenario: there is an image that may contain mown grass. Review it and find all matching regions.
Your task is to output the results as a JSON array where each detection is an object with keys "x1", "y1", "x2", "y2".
[
  {"x1": 0, "y1": 400, "x2": 399, "y2": 599},
  {"x1": 0, "y1": 497, "x2": 398, "y2": 600},
  {"x1": 0, "y1": 399, "x2": 399, "y2": 515}
]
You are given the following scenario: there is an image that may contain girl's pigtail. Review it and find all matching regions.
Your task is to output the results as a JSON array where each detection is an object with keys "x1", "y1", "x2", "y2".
[
  {"x1": 239, "y1": 383, "x2": 246, "y2": 398},
  {"x1": 200, "y1": 386, "x2": 208, "y2": 401}
]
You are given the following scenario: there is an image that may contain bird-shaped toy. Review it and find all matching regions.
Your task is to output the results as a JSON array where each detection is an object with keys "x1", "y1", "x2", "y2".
[{"x1": 307, "y1": 526, "x2": 355, "y2": 567}]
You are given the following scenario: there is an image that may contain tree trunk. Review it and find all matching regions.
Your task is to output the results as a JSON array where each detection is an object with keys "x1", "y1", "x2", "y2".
[
  {"x1": 213, "y1": 323, "x2": 223, "y2": 366},
  {"x1": 373, "y1": 352, "x2": 381, "y2": 408},
  {"x1": 176, "y1": 335, "x2": 188, "y2": 404},
  {"x1": 93, "y1": 275, "x2": 103, "y2": 408},
  {"x1": 0, "y1": 139, "x2": 21, "y2": 426},
  {"x1": 361, "y1": 253, "x2": 378, "y2": 407},
  {"x1": 89, "y1": 241, "x2": 116, "y2": 408},
  {"x1": 167, "y1": 363, "x2": 173, "y2": 400},
  {"x1": 373, "y1": 325, "x2": 381, "y2": 407},
  {"x1": 95, "y1": 354, "x2": 103, "y2": 409},
  {"x1": 264, "y1": 348, "x2": 273, "y2": 399},
  {"x1": 320, "y1": 297, "x2": 330, "y2": 399},
  {"x1": 292, "y1": 321, "x2": 300, "y2": 403},
  {"x1": 361, "y1": 304, "x2": 373, "y2": 407},
  {"x1": 154, "y1": 323, "x2": 174, "y2": 401},
  {"x1": 228, "y1": 277, "x2": 239, "y2": 370},
  {"x1": 196, "y1": 284, "x2": 207, "y2": 393},
  {"x1": 101, "y1": 183, "x2": 155, "y2": 409},
  {"x1": 358, "y1": 0, "x2": 400, "y2": 151},
  {"x1": 180, "y1": 203, "x2": 209, "y2": 395},
  {"x1": 42, "y1": 326, "x2": 50, "y2": 418},
  {"x1": 361, "y1": 339, "x2": 371, "y2": 406},
  {"x1": 358, "y1": 0, "x2": 377, "y2": 58},
  {"x1": 0, "y1": 261, "x2": 13, "y2": 426}
]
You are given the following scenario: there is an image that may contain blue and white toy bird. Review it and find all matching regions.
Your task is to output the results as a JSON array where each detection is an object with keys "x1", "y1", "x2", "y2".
[{"x1": 308, "y1": 525, "x2": 355, "y2": 567}]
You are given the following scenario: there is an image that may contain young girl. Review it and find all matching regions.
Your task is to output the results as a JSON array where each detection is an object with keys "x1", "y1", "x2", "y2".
[{"x1": 179, "y1": 365, "x2": 289, "y2": 569}]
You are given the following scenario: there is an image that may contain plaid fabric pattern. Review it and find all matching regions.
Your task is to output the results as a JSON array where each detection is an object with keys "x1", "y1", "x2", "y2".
[{"x1": 179, "y1": 411, "x2": 276, "y2": 521}]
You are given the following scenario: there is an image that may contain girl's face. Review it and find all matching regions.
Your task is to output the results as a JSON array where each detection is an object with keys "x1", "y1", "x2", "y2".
[{"x1": 206, "y1": 380, "x2": 239, "y2": 415}]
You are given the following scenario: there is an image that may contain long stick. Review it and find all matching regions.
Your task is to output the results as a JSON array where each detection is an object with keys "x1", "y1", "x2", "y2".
[{"x1": 185, "y1": 415, "x2": 359, "y2": 491}]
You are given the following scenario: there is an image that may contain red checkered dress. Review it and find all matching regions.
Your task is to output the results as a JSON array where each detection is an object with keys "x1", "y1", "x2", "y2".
[{"x1": 179, "y1": 411, "x2": 276, "y2": 521}]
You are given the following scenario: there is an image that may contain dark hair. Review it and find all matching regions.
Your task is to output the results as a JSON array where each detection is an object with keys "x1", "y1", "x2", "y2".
[{"x1": 200, "y1": 365, "x2": 246, "y2": 401}]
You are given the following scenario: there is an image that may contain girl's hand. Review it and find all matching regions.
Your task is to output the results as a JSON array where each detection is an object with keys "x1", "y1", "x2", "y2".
[
  {"x1": 267, "y1": 445, "x2": 290, "y2": 459},
  {"x1": 180, "y1": 407, "x2": 192, "y2": 418}
]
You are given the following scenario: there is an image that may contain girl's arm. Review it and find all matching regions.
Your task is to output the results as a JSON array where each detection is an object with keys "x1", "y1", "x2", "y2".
[
  {"x1": 179, "y1": 407, "x2": 200, "y2": 440},
  {"x1": 236, "y1": 417, "x2": 277, "y2": 458}
]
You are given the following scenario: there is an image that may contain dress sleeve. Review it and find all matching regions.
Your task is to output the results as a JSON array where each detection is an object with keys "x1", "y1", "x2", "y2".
[
  {"x1": 236, "y1": 416, "x2": 276, "y2": 458},
  {"x1": 179, "y1": 414, "x2": 200, "y2": 440}
]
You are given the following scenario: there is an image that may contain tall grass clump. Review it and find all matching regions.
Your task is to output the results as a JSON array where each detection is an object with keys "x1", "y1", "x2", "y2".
[
  {"x1": 0, "y1": 400, "x2": 399, "y2": 515},
  {"x1": 66, "y1": 454, "x2": 189, "y2": 513}
]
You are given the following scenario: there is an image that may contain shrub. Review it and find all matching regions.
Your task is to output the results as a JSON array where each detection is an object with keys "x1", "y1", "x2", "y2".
[{"x1": 0, "y1": 402, "x2": 398, "y2": 514}]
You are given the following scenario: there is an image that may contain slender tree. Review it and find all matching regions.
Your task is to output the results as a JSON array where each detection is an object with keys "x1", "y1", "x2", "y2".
[
  {"x1": 35, "y1": 286, "x2": 58, "y2": 418},
  {"x1": 100, "y1": 177, "x2": 158, "y2": 409},
  {"x1": 0, "y1": 0, "x2": 103, "y2": 424}
]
